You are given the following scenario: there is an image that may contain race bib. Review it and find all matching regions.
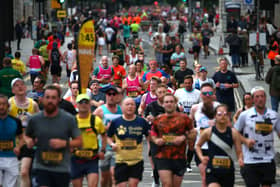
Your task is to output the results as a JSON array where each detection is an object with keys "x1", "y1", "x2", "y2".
[
  {"x1": 0, "y1": 140, "x2": 13, "y2": 151},
  {"x1": 162, "y1": 134, "x2": 177, "y2": 145},
  {"x1": 74, "y1": 149, "x2": 96, "y2": 159},
  {"x1": 120, "y1": 139, "x2": 137, "y2": 150},
  {"x1": 41, "y1": 151, "x2": 63, "y2": 165},
  {"x1": 113, "y1": 79, "x2": 121, "y2": 85},
  {"x1": 212, "y1": 156, "x2": 231, "y2": 168},
  {"x1": 127, "y1": 91, "x2": 138, "y2": 97},
  {"x1": 255, "y1": 122, "x2": 272, "y2": 134},
  {"x1": 183, "y1": 106, "x2": 191, "y2": 114}
]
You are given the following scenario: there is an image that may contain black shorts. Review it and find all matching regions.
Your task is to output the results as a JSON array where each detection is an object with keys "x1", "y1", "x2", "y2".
[
  {"x1": 194, "y1": 149, "x2": 208, "y2": 166},
  {"x1": 33, "y1": 169, "x2": 70, "y2": 187},
  {"x1": 192, "y1": 46, "x2": 201, "y2": 54},
  {"x1": 106, "y1": 39, "x2": 113, "y2": 44},
  {"x1": 18, "y1": 144, "x2": 35, "y2": 159},
  {"x1": 44, "y1": 60, "x2": 50, "y2": 68},
  {"x1": 154, "y1": 158, "x2": 186, "y2": 177},
  {"x1": 206, "y1": 170, "x2": 234, "y2": 187},
  {"x1": 240, "y1": 161, "x2": 276, "y2": 187},
  {"x1": 114, "y1": 160, "x2": 144, "y2": 185},
  {"x1": 202, "y1": 38, "x2": 210, "y2": 46},
  {"x1": 50, "y1": 65, "x2": 62, "y2": 76}
]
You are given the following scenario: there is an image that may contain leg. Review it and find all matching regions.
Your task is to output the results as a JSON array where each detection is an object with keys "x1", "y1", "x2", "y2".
[
  {"x1": 172, "y1": 174, "x2": 183, "y2": 187},
  {"x1": 71, "y1": 177, "x2": 83, "y2": 187},
  {"x1": 3, "y1": 158, "x2": 19, "y2": 187},
  {"x1": 100, "y1": 171, "x2": 111, "y2": 187},
  {"x1": 20, "y1": 157, "x2": 32, "y2": 187},
  {"x1": 158, "y1": 170, "x2": 173, "y2": 187},
  {"x1": 87, "y1": 173, "x2": 99, "y2": 187},
  {"x1": 198, "y1": 163, "x2": 207, "y2": 187},
  {"x1": 271, "y1": 96, "x2": 279, "y2": 112},
  {"x1": 128, "y1": 178, "x2": 140, "y2": 187},
  {"x1": 208, "y1": 183, "x2": 222, "y2": 187}
]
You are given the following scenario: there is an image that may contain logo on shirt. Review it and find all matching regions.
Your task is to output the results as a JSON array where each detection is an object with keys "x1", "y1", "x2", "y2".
[{"x1": 117, "y1": 125, "x2": 127, "y2": 135}]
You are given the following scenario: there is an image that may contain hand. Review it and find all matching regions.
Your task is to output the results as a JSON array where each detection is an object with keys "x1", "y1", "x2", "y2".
[
  {"x1": 238, "y1": 157, "x2": 244, "y2": 167},
  {"x1": 224, "y1": 83, "x2": 232, "y2": 88},
  {"x1": 110, "y1": 143, "x2": 118, "y2": 151},
  {"x1": 137, "y1": 87, "x2": 142, "y2": 92},
  {"x1": 105, "y1": 121, "x2": 112, "y2": 131},
  {"x1": 13, "y1": 146, "x2": 21, "y2": 156},
  {"x1": 216, "y1": 82, "x2": 220, "y2": 88},
  {"x1": 98, "y1": 151, "x2": 105, "y2": 160},
  {"x1": 173, "y1": 135, "x2": 186, "y2": 146},
  {"x1": 155, "y1": 138, "x2": 165, "y2": 146},
  {"x1": 201, "y1": 156, "x2": 209, "y2": 165},
  {"x1": 26, "y1": 138, "x2": 37, "y2": 149},
  {"x1": 49, "y1": 139, "x2": 67, "y2": 149},
  {"x1": 246, "y1": 139, "x2": 256, "y2": 149},
  {"x1": 99, "y1": 100, "x2": 104, "y2": 105}
]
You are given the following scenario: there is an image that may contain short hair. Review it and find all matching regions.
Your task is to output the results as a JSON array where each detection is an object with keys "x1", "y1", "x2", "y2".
[
  {"x1": 200, "y1": 82, "x2": 214, "y2": 90},
  {"x1": 214, "y1": 104, "x2": 228, "y2": 115},
  {"x1": 218, "y1": 57, "x2": 228, "y2": 64},
  {"x1": 67, "y1": 43, "x2": 72, "y2": 50},
  {"x1": 70, "y1": 80, "x2": 79, "y2": 88},
  {"x1": 156, "y1": 84, "x2": 168, "y2": 90},
  {"x1": 44, "y1": 85, "x2": 61, "y2": 98},
  {"x1": 32, "y1": 48, "x2": 39, "y2": 55},
  {"x1": 184, "y1": 75, "x2": 193, "y2": 82},
  {"x1": 35, "y1": 75, "x2": 46, "y2": 86},
  {"x1": 151, "y1": 76, "x2": 162, "y2": 84},
  {"x1": 3, "y1": 57, "x2": 12, "y2": 66},
  {"x1": 163, "y1": 92, "x2": 178, "y2": 103},
  {"x1": 15, "y1": 51, "x2": 21, "y2": 58},
  {"x1": 0, "y1": 94, "x2": 9, "y2": 105}
]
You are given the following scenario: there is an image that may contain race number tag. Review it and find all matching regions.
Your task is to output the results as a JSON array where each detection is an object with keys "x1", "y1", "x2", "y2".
[
  {"x1": 127, "y1": 91, "x2": 138, "y2": 97},
  {"x1": 162, "y1": 134, "x2": 177, "y2": 145},
  {"x1": 212, "y1": 156, "x2": 231, "y2": 168},
  {"x1": 120, "y1": 139, "x2": 137, "y2": 150},
  {"x1": 74, "y1": 150, "x2": 95, "y2": 159},
  {"x1": 0, "y1": 141, "x2": 13, "y2": 151},
  {"x1": 41, "y1": 151, "x2": 63, "y2": 165},
  {"x1": 255, "y1": 122, "x2": 272, "y2": 134}
]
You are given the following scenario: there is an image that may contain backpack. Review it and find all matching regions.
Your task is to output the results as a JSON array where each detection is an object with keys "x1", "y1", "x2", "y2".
[{"x1": 271, "y1": 66, "x2": 280, "y2": 90}]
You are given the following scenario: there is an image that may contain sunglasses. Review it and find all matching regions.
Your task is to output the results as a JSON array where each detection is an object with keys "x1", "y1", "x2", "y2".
[
  {"x1": 78, "y1": 100, "x2": 89, "y2": 104},
  {"x1": 202, "y1": 91, "x2": 214, "y2": 96},
  {"x1": 106, "y1": 92, "x2": 117, "y2": 96},
  {"x1": 216, "y1": 111, "x2": 228, "y2": 117}
]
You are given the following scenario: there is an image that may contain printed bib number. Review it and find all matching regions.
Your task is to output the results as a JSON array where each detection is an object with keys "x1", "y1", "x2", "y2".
[
  {"x1": 255, "y1": 122, "x2": 272, "y2": 134},
  {"x1": 162, "y1": 134, "x2": 177, "y2": 145},
  {"x1": 41, "y1": 151, "x2": 63, "y2": 165},
  {"x1": 120, "y1": 139, "x2": 137, "y2": 150},
  {"x1": 212, "y1": 156, "x2": 231, "y2": 168},
  {"x1": 74, "y1": 150, "x2": 96, "y2": 159},
  {"x1": 127, "y1": 91, "x2": 138, "y2": 97},
  {"x1": 0, "y1": 141, "x2": 13, "y2": 151}
]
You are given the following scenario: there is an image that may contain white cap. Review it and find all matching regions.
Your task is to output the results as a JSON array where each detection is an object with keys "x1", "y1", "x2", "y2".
[
  {"x1": 250, "y1": 86, "x2": 265, "y2": 95},
  {"x1": 11, "y1": 78, "x2": 24, "y2": 87}
]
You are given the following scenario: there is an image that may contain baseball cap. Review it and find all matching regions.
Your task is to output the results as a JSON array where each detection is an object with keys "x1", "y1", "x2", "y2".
[
  {"x1": 76, "y1": 94, "x2": 90, "y2": 103},
  {"x1": 11, "y1": 78, "x2": 24, "y2": 87},
  {"x1": 199, "y1": 67, "x2": 207, "y2": 72},
  {"x1": 250, "y1": 86, "x2": 265, "y2": 95},
  {"x1": 100, "y1": 84, "x2": 118, "y2": 93}
]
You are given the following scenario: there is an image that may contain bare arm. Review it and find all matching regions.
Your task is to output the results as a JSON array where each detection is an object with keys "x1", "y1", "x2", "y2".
[
  {"x1": 93, "y1": 106, "x2": 104, "y2": 119},
  {"x1": 232, "y1": 128, "x2": 244, "y2": 167},
  {"x1": 195, "y1": 128, "x2": 211, "y2": 164}
]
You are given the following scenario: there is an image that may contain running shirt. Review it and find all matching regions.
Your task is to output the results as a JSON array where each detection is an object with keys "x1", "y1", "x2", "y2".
[
  {"x1": 107, "y1": 116, "x2": 149, "y2": 165},
  {"x1": 193, "y1": 78, "x2": 216, "y2": 90},
  {"x1": 65, "y1": 50, "x2": 75, "y2": 70},
  {"x1": 112, "y1": 65, "x2": 126, "y2": 87},
  {"x1": 234, "y1": 107, "x2": 280, "y2": 164},
  {"x1": 170, "y1": 52, "x2": 186, "y2": 72},
  {"x1": 144, "y1": 92, "x2": 157, "y2": 106},
  {"x1": 207, "y1": 126, "x2": 234, "y2": 173},
  {"x1": 194, "y1": 101, "x2": 220, "y2": 149},
  {"x1": 151, "y1": 113, "x2": 193, "y2": 160},
  {"x1": 29, "y1": 55, "x2": 41, "y2": 73},
  {"x1": 9, "y1": 97, "x2": 36, "y2": 128},
  {"x1": 93, "y1": 65, "x2": 114, "y2": 80},
  {"x1": 174, "y1": 88, "x2": 200, "y2": 114},
  {"x1": 0, "y1": 116, "x2": 22, "y2": 157},
  {"x1": 126, "y1": 76, "x2": 141, "y2": 97}
]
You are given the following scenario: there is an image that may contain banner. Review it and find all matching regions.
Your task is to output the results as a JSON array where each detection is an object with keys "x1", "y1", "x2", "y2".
[{"x1": 77, "y1": 19, "x2": 95, "y2": 93}]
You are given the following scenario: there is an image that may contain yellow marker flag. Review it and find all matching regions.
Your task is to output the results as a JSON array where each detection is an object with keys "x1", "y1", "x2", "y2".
[{"x1": 77, "y1": 19, "x2": 95, "y2": 93}]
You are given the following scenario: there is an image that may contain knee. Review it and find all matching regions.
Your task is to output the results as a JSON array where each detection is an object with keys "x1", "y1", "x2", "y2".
[{"x1": 21, "y1": 169, "x2": 30, "y2": 178}]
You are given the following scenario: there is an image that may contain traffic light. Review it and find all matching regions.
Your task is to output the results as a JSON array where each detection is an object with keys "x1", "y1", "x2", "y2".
[
  {"x1": 182, "y1": 0, "x2": 187, "y2": 2},
  {"x1": 59, "y1": 0, "x2": 65, "y2": 3}
]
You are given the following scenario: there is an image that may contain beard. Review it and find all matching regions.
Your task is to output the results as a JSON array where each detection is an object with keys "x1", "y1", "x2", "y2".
[
  {"x1": 202, "y1": 102, "x2": 215, "y2": 119},
  {"x1": 44, "y1": 103, "x2": 57, "y2": 114}
]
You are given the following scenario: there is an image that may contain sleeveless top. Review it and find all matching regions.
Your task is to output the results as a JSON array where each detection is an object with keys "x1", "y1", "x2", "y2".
[
  {"x1": 29, "y1": 55, "x2": 41, "y2": 72},
  {"x1": 207, "y1": 126, "x2": 234, "y2": 173},
  {"x1": 9, "y1": 97, "x2": 35, "y2": 127},
  {"x1": 100, "y1": 104, "x2": 122, "y2": 151},
  {"x1": 66, "y1": 50, "x2": 75, "y2": 69},
  {"x1": 97, "y1": 65, "x2": 112, "y2": 79},
  {"x1": 126, "y1": 76, "x2": 140, "y2": 97},
  {"x1": 144, "y1": 92, "x2": 157, "y2": 106},
  {"x1": 128, "y1": 54, "x2": 138, "y2": 65}
]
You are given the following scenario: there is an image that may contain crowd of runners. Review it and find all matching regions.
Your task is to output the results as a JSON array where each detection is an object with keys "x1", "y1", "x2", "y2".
[{"x1": 0, "y1": 5, "x2": 280, "y2": 187}]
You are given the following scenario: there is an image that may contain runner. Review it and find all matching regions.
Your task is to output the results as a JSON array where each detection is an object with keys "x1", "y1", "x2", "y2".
[
  {"x1": 107, "y1": 98, "x2": 150, "y2": 187},
  {"x1": 27, "y1": 48, "x2": 45, "y2": 84},
  {"x1": 0, "y1": 94, "x2": 24, "y2": 187},
  {"x1": 71, "y1": 94, "x2": 107, "y2": 187},
  {"x1": 111, "y1": 55, "x2": 126, "y2": 87},
  {"x1": 25, "y1": 85, "x2": 82, "y2": 187},
  {"x1": 92, "y1": 56, "x2": 114, "y2": 86},
  {"x1": 64, "y1": 80, "x2": 79, "y2": 110},
  {"x1": 234, "y1": 86, "x2": 280, "y2": 187},
  {"x1": 122, "y1": 64, "x2": 143, "y2": 98},
  {"x1": 151, "y1": 93, "x2": 196, "y2": 187},
  {"x1": 196, "y1": 104, "x2": 243, "y2": 187},
  {"x1": 63, "y1": 43, "x2": 77, "y2": 78},
  {"x1": 94, "y1": 85, "x2": 123, "y2": 187},
  {"x1": 49, "y1": 42, "x2": 63, "y2": 83},
  {"x1": 8, "y1": 78, "x2": 39, "y2": 187}
]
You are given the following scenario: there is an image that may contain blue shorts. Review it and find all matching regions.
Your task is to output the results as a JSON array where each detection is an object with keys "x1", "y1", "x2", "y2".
[{"x1": 70, "y1": 157, "x2": 99, "y2": 179}]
